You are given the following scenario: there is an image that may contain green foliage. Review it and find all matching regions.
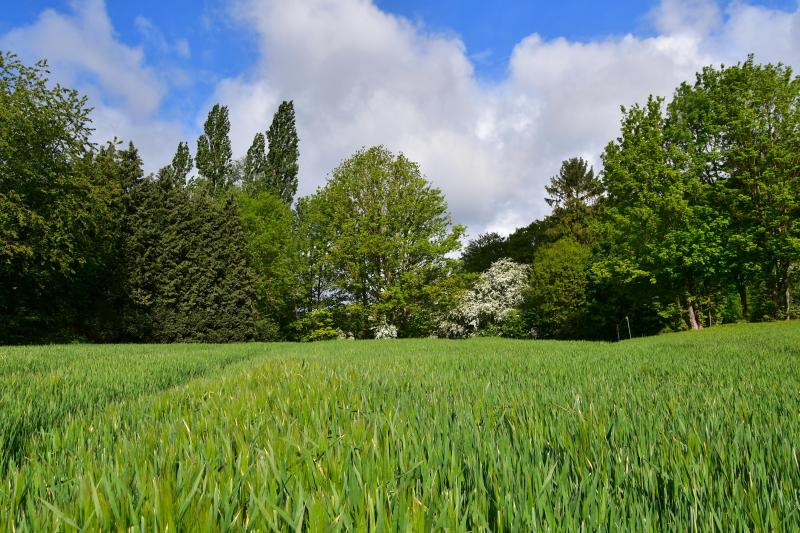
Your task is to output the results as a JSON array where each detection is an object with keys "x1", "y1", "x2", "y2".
[
  {"x1": 461, "y1": 232, "x2": 506, "y2": 273},
  {"x1": 0, "y1": 52, "x2": 121, "y2": 343},
  {"x1": 123, "y1": 172, "x2": 257, "y2": 342},
  {"x1": 669, "y1": 57, "x2": 800, "y2": 320},
  {"x1": 265, "y1": 100, "x2": 299, "y2": 203},
  {"x1": 2, "y1": 322, "x2": 800, "y2": 529},
  {"x1": 195, "y1": 104, "x2": 233, "y2": 195},
  {"x1": 237, "y1": 190, "x2": 298, "y2": 340},
  {"x1": 243, "y1": 132, "x2": 267, "y2": 195},
  {"x1": 167, "y1": 141, "x2": 193, "y2": 184},
  {"x1": 291, "y1": 308, "x2": 339, "y2": 342},
  {"x1": 301, "y1": 146, "x2": 464, "y2": 338},
  {"x1": 525, "y1": 238, "x2": 591, "y2": 339}
]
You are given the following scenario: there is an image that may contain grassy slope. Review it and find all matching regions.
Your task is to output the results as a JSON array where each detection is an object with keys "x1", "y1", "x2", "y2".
[{"x1": 1, "y1": 321, "x2": 799, "y2": 530}]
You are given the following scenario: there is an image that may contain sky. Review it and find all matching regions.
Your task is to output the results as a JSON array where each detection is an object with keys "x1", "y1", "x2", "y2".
[{"x1": 3, "y1": 0, "x2": 800, "y2": 237}]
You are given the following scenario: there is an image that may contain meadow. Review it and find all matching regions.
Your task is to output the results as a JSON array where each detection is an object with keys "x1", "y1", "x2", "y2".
[{"x1": 1, "y1": 322, "x2": 799, "y2": 530}]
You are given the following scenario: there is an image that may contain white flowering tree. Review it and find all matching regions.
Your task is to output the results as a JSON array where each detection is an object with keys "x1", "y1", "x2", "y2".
[
  {"x1": 373, "y1": 319, "x2": 398, "y2": 339},
  {"x1": 438, "y1": 258, "x2": 530, "y2": 338}
]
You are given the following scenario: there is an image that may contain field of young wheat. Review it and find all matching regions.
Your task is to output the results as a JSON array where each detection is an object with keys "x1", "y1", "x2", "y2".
[{"x1": 1, "y1": 322, "x2": 799, "y2": 530}]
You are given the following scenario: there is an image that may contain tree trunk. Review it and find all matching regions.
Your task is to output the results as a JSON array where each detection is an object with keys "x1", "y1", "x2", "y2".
[
  {"x1": 687, "y1": 298, "x2": 700, "y2": 330},
  {"x1": 693, "y1": 300, "x2": 704, "y2": 329},
  {"x1": 787, "y1": 285, "x2": 792, "y2": 320},
  {"x1": 738, "y1": 283, "x2": 748, "y2": 320}
]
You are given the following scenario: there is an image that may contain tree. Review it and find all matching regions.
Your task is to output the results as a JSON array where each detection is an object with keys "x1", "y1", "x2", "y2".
[
  {"x1": 123, "y1": 143, "x2": 257, "y2": 342},
  {"x1": 243, "y1": 132, "x2": 267, "y2": 195},
  {"x1": 462, "y1": 232, "x2": 508, "y2": 273},
  {"x1": 545, "y1": 157, "x2": 603, "y2": 210},
  {"x1": 303, "y1": 146, "x2": 464, "y2": 338},
  {"x1": 168, "y1": 142, "x2": 193, "y2": 184},
  {"x1": 525, "y1": 238, "x2": 591, "y2": 339},
  {"x1": 668, "y1": 58, "x2": 800, "y2": 320},
  {"x1": 544, "y1": 157, "x2": 604, "y2": 244},
  {"x1": 599, "y1": 96, "x2": 731, "y2": 331},
  {"x1": 237, "y1": 190, "x2": 298, "y2": 340},
  {"x1": 439, "y1": 258, "x2": 530, "y2": 338},
  {"x1": 195, "y1": 104, "x2": 233, "y2": 195},
  {"x1": 0, "y1": 52, "x2": 120, "y2": 343},
  {"x1": 265, "y1": 100, "x2": 299, "y2": 203}
]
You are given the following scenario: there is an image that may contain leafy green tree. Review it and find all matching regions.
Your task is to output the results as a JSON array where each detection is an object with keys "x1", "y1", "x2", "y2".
[
  {"x1": 668, "y1": 57, "x2": 800, "y2": 320},
  {"x1": 237, "y1": 190, "x2": 298, "y2": 339},
  {"x1": 195, "y1": 104, "x2": 233, "y2": 195},
  {"x1": 599, "y1": 96, "x2": 731, "y2": 331},
  {"x1": 462, "y1": 232, "x2": 507, "y2": 273},
  {"x1": 243, "y1": 132, "x2": 267, "y2": 195},
  {"x1": 0, "y1": 52, "x2": 120, "y2": 342},
  {"x1": 304, "y1": 146, "x2": 464, "y2": 337},
  {"x1": 525, "y1": 238, "x2": 591, "y2": 339},
  {"x1": 266, "y1": 101, "x2": 299, "y2": 203}
]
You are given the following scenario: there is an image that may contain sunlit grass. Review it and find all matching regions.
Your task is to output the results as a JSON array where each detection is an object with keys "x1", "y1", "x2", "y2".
[{"x1": 2, "y1": 322, "x2": 799, "y2": 530}]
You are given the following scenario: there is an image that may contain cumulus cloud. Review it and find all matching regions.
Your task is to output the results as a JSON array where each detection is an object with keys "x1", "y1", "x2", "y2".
[
  {"x1": 4, "y1": 0, "x2": 800, "y2": 237},
  {"x1": 210, "y1": 0, "x2": 800, "y2": 237},
  {"x1": 0, "y1": 0, "x2": 186, "y2": 168}
]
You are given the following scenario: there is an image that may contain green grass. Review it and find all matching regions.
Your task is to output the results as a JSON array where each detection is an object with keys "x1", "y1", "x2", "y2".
[{"x1": 1, "y1": 322, "x2": 799, "y2": 530}]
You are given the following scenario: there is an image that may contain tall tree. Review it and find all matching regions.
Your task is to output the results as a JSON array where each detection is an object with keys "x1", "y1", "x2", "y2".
[
  {"x1": 266, "y1": 100, "x2": 299, "y2": 204},
  {"x1": 668, "y1": 58, "x2": 800, "y2": 320},
  {"x1": 243, "y1": 132, "x2": 267, "y2": 195},
  {"x1": 0, "y1": 52, "x2": 119, "y2": 343},
  {"x1": 305, "y1": 146, "x2": 463, "y2": 337},
  {"x1": 545, "y1": 157, "x2": 603, "y2": 210},
  {"x1": 195, "y1": 104, "x2": 233, "y2": 195},
  {"x1": 123, "y1": 171, "x2": 257, "y2": 342},
  {"x1": 544, "y1": 157, "x2": 604, "y2": 244},
  {"x1": 237, "y1": 189, "x2": 298, "y2": 340},
  {"x1": 169, "y1": 142, "x2": 193, "y2": 183},
  {"x1": 599, "y1": 97, "x2": 731, "y2": 331}
]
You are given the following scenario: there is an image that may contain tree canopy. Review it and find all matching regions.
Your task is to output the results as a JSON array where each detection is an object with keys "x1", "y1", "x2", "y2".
[{"x1": 1, "y1": 50, "x2": 797, "y2": 344}]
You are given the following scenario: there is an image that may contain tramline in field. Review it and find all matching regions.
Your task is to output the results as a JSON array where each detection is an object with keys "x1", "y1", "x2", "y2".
[{"x1": 1, "y1": 322, "x2": 799, "y2": 530}]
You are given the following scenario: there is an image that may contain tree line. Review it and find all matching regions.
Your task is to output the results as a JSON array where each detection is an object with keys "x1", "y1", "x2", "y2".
[{"x1": 1, "y1": 51, "x2": 797, "y2": 344}]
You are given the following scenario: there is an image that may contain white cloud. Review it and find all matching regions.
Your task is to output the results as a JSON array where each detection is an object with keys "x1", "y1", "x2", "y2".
[
  {"x1": 5, "y1": 0, "x2": 800, "y2": 237},
  {"x1": 208, "y1": 0, "x2": 800, "y2": 237},
  {"x1": 135, "y1": 15, "x2": 192, "y2": 59},
  {"x1": 1, "y1": 0, "x2": 186, "y2": 168}
]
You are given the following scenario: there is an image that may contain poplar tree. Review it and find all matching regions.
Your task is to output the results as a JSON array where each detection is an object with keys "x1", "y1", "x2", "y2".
[
  {"x1": 243, "y1": 132, "x2": 267, "y2": 195},
  {"x1": 266, "y1": 100, "x2": 299, "y2": 203},
  {"x1": 195, "y1": 104, "x2": 233, "y2": 195}
]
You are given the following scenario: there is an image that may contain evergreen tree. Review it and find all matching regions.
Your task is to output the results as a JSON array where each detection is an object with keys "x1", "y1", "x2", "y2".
[
  {"x1": 544, "y1": 157, "x2": 604, "y2": 244},
  {"x1": 266, "y1": 100, "x2": 299, "y2": 204},
  {"x1": 195, "y1": 104, "x2": 233, "y2": 195},
  {"x1": 123, "y1": 169, "x2": 257, "y2": 342},
  {"x1": 545, "y1": 157, "x2": 603, "y2": 210}
]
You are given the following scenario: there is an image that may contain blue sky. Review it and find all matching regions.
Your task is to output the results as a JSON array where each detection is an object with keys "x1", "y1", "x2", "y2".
[{"x1": 2, "y1": 0, "x2": 800, "y2": 234}]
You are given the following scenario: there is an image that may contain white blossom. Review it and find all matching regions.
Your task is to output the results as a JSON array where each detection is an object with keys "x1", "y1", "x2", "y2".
[
  {"x1": 373, "y1": 320, "x2": 398, "y2": 339},
  {"x1": 439, "y1": 258, "x2": 530, "y2": 338}
]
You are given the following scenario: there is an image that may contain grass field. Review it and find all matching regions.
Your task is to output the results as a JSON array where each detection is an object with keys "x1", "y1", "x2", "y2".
[{"x1": 1, "y1": 322, "x2": 799, "y2": 530}]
